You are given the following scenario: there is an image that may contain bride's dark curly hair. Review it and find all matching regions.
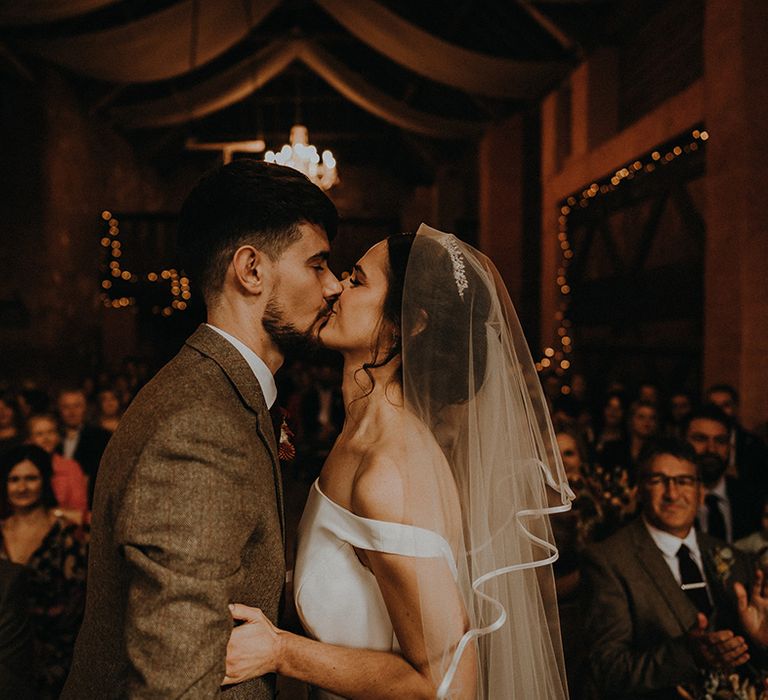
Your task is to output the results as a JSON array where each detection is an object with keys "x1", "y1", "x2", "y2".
[{"x1": 358, "y1": 232, "x2": 491, "y2": 411}]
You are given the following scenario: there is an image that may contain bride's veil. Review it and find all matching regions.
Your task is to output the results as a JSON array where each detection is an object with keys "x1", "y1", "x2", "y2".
[{"x1": 399, "y1": 224, "x2": 574, "y2": 698}]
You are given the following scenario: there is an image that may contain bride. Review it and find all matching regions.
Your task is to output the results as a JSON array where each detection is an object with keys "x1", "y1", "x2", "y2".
[{"x1": 224, "y1": 225, "x2": 573, "y2": 699}]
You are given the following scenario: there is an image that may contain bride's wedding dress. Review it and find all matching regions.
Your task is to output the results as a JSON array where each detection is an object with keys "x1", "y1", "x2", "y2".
[
  {"x1": 291, "y1": 226, "x2": 572, "y2": 699},
  {"x1": 294, "y1": 478, "x2": 458, "y2": 700}
]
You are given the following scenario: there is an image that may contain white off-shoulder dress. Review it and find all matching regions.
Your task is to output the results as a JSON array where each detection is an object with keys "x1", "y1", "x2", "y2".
[{"x1": 293, "y1": 479, "x2": 458, "y2": 700}]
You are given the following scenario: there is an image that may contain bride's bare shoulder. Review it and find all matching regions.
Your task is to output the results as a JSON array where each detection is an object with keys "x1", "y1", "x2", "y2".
[
  {"x1": 350, "y1": 418, "x2": 444, "y2": 524},
  {"x1": 350, "y1": 450, "x2": 408, "y2": 523}
]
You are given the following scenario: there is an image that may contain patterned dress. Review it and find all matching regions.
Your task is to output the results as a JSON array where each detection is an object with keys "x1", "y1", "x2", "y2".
[{"x1": 0, "y1": 516, "x2": 88, "y2": 698}]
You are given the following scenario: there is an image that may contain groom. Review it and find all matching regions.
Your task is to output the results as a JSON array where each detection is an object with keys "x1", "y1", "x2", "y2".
[{"x1": 63, "y1": 160, "x2": 342, "y2": 698}]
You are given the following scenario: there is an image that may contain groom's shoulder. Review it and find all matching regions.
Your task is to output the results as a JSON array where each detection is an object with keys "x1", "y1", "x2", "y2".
[
  {"x1": 144, "y1": 343, "x2": 221, "y2": 393},
  {"x1": 125, "y1": 342, "x2": 240, "y2": 425}
]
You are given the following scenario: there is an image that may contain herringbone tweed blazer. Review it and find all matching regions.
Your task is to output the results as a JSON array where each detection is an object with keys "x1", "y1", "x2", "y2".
[{"x1": 63, "y1": 325, "x2": 285, "y2": 699}]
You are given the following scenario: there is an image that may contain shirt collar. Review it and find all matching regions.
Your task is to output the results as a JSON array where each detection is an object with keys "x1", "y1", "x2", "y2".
[
  {"x1": 206, "y1": 324, "x2": 277, "y2": 409},
  {"x1": 643, "y1": 517, "x2": 700, "y2": 559}
]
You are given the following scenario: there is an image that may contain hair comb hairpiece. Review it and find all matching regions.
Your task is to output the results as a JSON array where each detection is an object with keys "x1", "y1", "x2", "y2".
[{"x1": 438, "y1": 235, "x2": 468, "y2": 299}]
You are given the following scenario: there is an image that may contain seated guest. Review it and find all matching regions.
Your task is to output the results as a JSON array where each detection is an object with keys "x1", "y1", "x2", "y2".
[
  {"x1": 299, "y1": 359, "x2": 344, "y2": 479},
  {"x1": 26, "y1": 414, "x2": 88, "y2": 518},
  {"x1": 551, "y1": 393, "x2": 580, "y2": 432},
  {"x1": 685, "y1": 404, "x2": 761, "y2": 542},
  {"x1": 598, "y1": 399, "x2": 658, "y2": 482},
  {"x1": 0, "y1": 393, "x2": 22, "y2": 455},
  {"x1": 706, "y1": 383, "x2": 768, "y2": 484},
  {"x1": 582, "y1": 438, "x2": 766, "y2": 699},
  {"x1": 553, "y1": 428, "x2": 602, "y2": 700},
  {"x1": 666, "y1": 391, "x2": 694, "y2": 440},
  {"x1": 734, "y1": 495, "x2": 768, "y2": 556},
  {"x1": 638, "y1": 381, "x2": 661, "y2": 407},
  {"x1": 95, "y1": 387, "x2": 122, "y2": 433},
  {"x1": 0, "y1": 560, "x2": 35, "y2": 698},
  {"x1": 554, "y1": 429, "x2": 599, "y2": 593},
  {"x1": 0, "y1": 445, "x2": 88, "y2": 699},
  {"x1": 593, "y1": 391, "x2": 628, "y2": 454},
  {"x1": 16, "y1": 387, "x2": 50, "y2": 420},
  {"x1": 56, "y1": 388, "x2": 111, "y2": 507}
]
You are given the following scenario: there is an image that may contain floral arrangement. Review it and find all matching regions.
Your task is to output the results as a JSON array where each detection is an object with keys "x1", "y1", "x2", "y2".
[
  {"x1": 574, "y1": 462, "x2": 637, "y2": 543},
  {"x1": 678, "y1": 669, "x2": 768, "y2": 699}
]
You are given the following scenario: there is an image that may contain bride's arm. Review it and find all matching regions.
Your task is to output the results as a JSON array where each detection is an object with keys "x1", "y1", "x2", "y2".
[
  {"x1": 226, "y1": 558, "x2": 474, "y2": 699},
  {"x1": 225, "y1": 458, "x2": 477, "y2": 699},
  {"x1": 226, "y1": 607, "x2": 437, "y2": 699}
]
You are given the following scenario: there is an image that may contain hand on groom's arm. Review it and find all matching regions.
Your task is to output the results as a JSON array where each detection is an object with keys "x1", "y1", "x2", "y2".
[
  {"x1": 115, "y1": 408, "x2": 258, "y2": 698},
  {"x1": 224, "y1": 605, "x2": 282, "y2": 685}
]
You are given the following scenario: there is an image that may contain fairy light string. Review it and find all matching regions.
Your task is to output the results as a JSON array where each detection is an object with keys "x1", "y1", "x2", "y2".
[
  {"x1": 98, "y1": 211, "x2": 191, "y2": 316},
  {"x1": 536, "y1": 127, "x2": 709, "y2": 394}
]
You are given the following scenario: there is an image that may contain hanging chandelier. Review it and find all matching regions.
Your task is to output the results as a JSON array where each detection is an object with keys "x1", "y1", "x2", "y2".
[{"x1": 264, "y1": 125, "x2": 338, "y2": 191}]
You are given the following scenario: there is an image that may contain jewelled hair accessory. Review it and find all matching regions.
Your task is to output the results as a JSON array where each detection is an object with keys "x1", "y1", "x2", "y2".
[{"x1": 439, "y1": 235, "x2": 468, "y2": 299}]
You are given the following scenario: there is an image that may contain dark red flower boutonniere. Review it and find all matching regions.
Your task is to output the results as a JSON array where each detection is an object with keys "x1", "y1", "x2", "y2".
[{"x1": 278, "y1": 414, "x2": 296, "y2": 464}]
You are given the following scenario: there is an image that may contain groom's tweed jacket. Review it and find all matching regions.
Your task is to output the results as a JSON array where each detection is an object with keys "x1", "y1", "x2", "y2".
[{"x1": 63, "y1": 324, "x2": 285, "y2": 699}]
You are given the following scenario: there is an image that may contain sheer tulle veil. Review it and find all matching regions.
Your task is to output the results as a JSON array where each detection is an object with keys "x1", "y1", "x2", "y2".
[{"x1": 400, "y1": 224, "x2": 574, "y2": 698}]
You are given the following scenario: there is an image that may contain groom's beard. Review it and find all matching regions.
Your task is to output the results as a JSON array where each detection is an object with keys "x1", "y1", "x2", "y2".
[{"x1": 262, "y1": 295, "x2": 331, "y2": 356}]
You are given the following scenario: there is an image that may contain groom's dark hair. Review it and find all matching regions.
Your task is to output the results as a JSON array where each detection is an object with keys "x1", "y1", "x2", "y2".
[{"x1": 177, "y1": 159, "x2": 338, "y2": 305}]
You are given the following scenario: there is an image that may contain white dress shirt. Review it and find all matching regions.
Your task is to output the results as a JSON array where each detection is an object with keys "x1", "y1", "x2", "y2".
[
  {"x1": 697, "y1": 477, "x2": 733, "y2": 543},
  {"x1": 643, "y1": 518, "x2": 706, "y2": 586},
  {"x1": 62, "y1": 428, "x2": 81, "y2": 459},
  {"x1": 206, "y1": 324, "x2": 277, "y2": 409}
]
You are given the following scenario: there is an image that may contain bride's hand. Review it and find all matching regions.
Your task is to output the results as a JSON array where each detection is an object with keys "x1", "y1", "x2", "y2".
[{"x1": 222, "y1": 604, "x2": 283, "y2": 685}]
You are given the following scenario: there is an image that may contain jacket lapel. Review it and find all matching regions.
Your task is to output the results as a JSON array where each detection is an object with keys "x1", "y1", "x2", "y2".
[
  {"x1": 631, "y1": 520, "x2": 698, "y2": 633},
  {"x1": 185, "y1": 324, "x2": 285, "y2": 538}
]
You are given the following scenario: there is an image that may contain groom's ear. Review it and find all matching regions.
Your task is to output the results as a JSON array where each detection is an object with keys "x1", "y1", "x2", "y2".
[{"x1": 231, "y1": 244, "x2": 269, "y2": 295}]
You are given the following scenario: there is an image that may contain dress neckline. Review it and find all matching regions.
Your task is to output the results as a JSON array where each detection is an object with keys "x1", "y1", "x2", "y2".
[
  {"x1": 0, "y1": 515, "x2": 66, "y2": 565},
  {"x1": 312, "y1": 479, "x2": 457, "y2": 565}
]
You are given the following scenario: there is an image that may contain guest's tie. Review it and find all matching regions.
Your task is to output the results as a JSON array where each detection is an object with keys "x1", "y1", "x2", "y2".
[
  {"x1": 705, "y1": 493, "x2": 727, "y2": 541},
  {"x1": 677, "y1": 544, "x2": 712, "y2": 615}
]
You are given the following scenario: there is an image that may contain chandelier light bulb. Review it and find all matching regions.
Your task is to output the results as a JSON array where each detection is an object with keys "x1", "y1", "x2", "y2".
[{"x1": 264, "y1": 124, "x2": 338, "y2": 190}]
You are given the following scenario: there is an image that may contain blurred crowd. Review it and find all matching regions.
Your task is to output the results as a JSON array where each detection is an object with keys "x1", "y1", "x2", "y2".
[
  {"x1": 0, "y1": 358, "x2": 766, "y2": 698},
  {"x1": 0, "y1": 369, "x2": 137, "y2": 697},
  {"x1": 546, "y1": 375, "x2": 768, "y2": 698}
]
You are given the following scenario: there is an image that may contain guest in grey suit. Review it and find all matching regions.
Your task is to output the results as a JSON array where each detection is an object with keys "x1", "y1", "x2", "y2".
[
  {"x1": 583, "y1": 438, "x2": 768, "y2": 700},
  {"x1": 63, "y1": 160, "x2": 342, "y2": 699}
]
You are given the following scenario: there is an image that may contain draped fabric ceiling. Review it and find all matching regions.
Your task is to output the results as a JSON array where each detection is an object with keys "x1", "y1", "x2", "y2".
[
  {"x1": 0, "y1": 0, "x2": 119, "y2": 26},
  {"x1": 1, "y1": 0, "x2": 573, "y2": 139},
  {"x1": 111, "y1": 38, "x2": 486, "y2": 138},
  {"x1": 20, "y1": 0, "x2": 282, "y2": 83}
]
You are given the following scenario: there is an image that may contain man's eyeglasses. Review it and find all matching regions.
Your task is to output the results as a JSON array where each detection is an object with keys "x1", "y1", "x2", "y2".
[{"x1": 643, "y1": 474, "x2": 700, "y2": 489}]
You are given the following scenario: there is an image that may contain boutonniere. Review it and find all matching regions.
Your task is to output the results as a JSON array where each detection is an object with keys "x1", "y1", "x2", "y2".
[
  {"x1": 278, "y1": 415, "x2": 296, "y2": 464},
  {"x1": 713, "y1": 546, "x2": 735, "y2": 585}
]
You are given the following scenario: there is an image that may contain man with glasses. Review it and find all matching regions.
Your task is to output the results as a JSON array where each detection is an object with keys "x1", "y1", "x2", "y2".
[
  {"x1": 685, "y1": 404, "x2": 761, "y2": 542},
  {"x1": 706, "y1": 384, "x2": 768, "y2": 485},
  {"x1": 582, "y1": 438, "x2": 767, "y2": 699}
]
